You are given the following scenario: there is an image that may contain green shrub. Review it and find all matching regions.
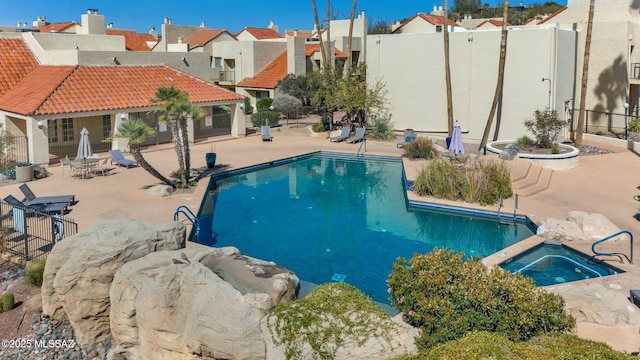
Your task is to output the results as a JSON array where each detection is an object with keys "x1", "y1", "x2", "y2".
[
  {"x1": 478, "y1": 161, "x2": 512, "y2": 206},
  {"x1": 516, "y1": 135, "x2": 535, "y2": 148},
  {"x1": 403, "y1": 137, "x2": 435, "y2": 159},
  {"x1": 628, "y1": 118, "x2": 640, "y2": 133},
  {"x1": 256, "y1": 97, "x2": 274, "y2": 112},
  {"x1": 243, "y1": 97, "x2": 253, "y2": 115},
  {"x1": 550, "y1": 143, "x2": 560, "y2": 154},
  {"x1": 387, "y1": 249, "x2": 575, "y2": 350},
  {"x1": 523, "y1": 110, "x2": 566, "y2": 148},
  {"x1": 25, "y1": 259, "x2": 46, "y2": 287},
  {"x1": 397, "y1": 331, "x2": 634, "y2": 360},
  {"x1": 250, "y1": 111, "x2": 280, "y2": 127},
  {"x1": 311, "y1": 122, "x2": 326, "y2": 132},
  {"x1": 412, "y1": 159, "x2": 512, "y2": 205},
  {"x1": 367, "y1": 114, "x2": 396, "y2": 140},
  {"x1": 267, "y1": 283, "x2": 395, "y2": 359},
  {"x1": 0, "y1": 292, "x2": 14, "y2": 313}
]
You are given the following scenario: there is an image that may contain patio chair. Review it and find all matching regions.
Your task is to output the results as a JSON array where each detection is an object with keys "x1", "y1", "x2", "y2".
[
  {"x1": 346, "y1": 127, "x2": 366, "y2": 144},
  {"x1": 70, "y1": 162, "x2": 90, "y2": 179},
  {"x1": 19, "y1": 183, "x2": 75, "y2": 206},
  {"x1": 60, "y1": 156, "x2": 71, "y2": 178},
  {"x1": 397, "y1": 133, "x2": 418, "y2": 148},
  {"x1": 261, "y1": 126, "x2": 273, "y2": 141},
  {"x1": 91, "y1": 158, "x2": 110, "y2": 176},
  {"x1": 4, "y1": 195, "x2": 67, "y2": 215},
  {"x1": 109, "y1": 149, "x2": 137, "y2": 168},
  {"x1": 330, "y1": 127, "x2": 351, "y2": 142}
]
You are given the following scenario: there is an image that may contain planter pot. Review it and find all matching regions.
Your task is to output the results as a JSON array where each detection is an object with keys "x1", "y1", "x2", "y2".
[
  {"x1": 485, "y1": 141, "x2": 579, "y2": 170},
  {"x1": 205, "y1": 153, "x2": 217, "y2": 169},
  {"x1": 15, "y1": 164, "x2": 33, "y2": 182}
]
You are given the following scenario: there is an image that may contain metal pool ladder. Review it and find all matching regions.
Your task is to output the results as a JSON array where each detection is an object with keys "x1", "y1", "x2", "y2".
[
  {"x1": 173, "y1": 205, "x2": 200, "y2": 241},
  {"x1": 591, "y1": 230, "x2": 634, "y2": 264}
]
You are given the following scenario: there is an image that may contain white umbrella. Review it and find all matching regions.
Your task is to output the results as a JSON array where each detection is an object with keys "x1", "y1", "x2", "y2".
[
  {"x1": 448, "y1": 120, "x2": 464, "y2": 154},
  {"x1": 77, "y1": 127, "x2": 92, "y2": 159}
]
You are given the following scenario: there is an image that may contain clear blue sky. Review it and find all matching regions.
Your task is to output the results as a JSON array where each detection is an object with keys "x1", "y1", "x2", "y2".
[{"x1": 0, "y1": 0, "x2": 568, "y2": 34}]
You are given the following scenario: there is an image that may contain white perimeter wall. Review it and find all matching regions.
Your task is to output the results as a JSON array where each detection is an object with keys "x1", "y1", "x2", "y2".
[{"x1": 367, "y1": 27, "x2": 577, "y2": 141}]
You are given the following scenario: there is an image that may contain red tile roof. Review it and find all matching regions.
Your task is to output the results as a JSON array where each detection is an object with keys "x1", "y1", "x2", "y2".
[
  {"x1": 237, "y1": 45, "x2": 346, "y2": 89},
  {"x1": 475, "y1": 19, "x2": 512, "y2": 28},
  {"x1": 237, "y1": 51, "x2": 287, "y2": 89},
  {"x1": 34, "y1": 22, "x2": 79, "y2": 33},
  {"x1": 0, "y1": 39, "x2": 39, "y2": 96},
  {"x1": 538, "y1": 7, "x2": 568, "y2": 24},
  {"x1": 184, "y1": 29, "x2": 235, "y2": 48},
  {"x1": 106, "y1": 29, "x2": 158, "y2": 51},
  {"x1": 285, "y1": 30, "x2": 314, "y2": 39},
  {"x1": 393, "y1": 13, "x2": 459, "y2": 33},
  {"x1": 0, "y1": 65, "x2": 243, "y2": 116},
  {"x1": 237, "y1": 27, "x2": 282, "y2": 39}
]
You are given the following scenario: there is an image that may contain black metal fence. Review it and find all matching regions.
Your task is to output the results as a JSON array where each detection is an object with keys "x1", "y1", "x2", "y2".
[
  {"x1": 570, "y1": 109, "x2": 635, "y2": 139},
  {"x1": 0, "y1": 134, "x2": 29, "y2": 170},
  {"x1": 0, "y1": 200, "x2": 78, "y2": 261}
]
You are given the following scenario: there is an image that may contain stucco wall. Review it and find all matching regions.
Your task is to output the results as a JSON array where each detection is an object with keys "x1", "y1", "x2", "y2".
[{"x1": 367, "y1": 27, "x2": 576, "y2": 141}]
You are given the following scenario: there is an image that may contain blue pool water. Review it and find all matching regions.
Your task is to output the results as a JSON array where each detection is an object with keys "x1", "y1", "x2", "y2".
[
  {"x1": 500, "y1": 243, "x2": 624, "y2": 286},
  {"x1": 194, "y1": 153, "x2": 536, "y2": 303}
]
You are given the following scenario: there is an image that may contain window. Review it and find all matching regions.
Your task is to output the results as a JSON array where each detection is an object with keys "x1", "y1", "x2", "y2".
[
  {"x1": 102, "y1": 115, "x2": 111, "y2": 138},
  {"x1": 61, "y1": 118, "x2": 74, "y2": 142},
  {"x1": 436, "y1": 25, "x2": 443, "y2": 33},
  {"x1": 47, "y1": 119, "x2": 58, "y2": 144},
  {"x1": 256, "y1": 91, "x2": 269, "y2": 99},
  {"x1": 214, "y1": 57, "x2": 222, "y2": 68}
]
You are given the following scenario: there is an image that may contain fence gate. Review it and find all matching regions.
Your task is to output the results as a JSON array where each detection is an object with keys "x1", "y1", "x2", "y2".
[{"x1": 0, "y1": 200, "x2": 78, "y2": 261}]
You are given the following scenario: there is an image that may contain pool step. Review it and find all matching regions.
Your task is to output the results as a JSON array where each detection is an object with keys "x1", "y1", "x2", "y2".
[{"x1": 511, "y1": 163, "x2": 553, "y2": 197}]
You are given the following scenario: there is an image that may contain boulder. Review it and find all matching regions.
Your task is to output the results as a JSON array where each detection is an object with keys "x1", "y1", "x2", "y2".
[
  {"x1": 145, "y1": 184, "x2": 174, "y2": 197},
  {"x1": 567, "y1": 211, "x2": 622, "y2": 241},
  {"x1": 537, "y1": 212, "x2": 623, "y2": 243},
  {"x1": 499, "y1": 147, "x2": 519, "y2": 161},
  {"x1": 109, "y1": 247, "x2": 299, "y2": 360},
  {"x1": 41, "y1": 218, "x2": 185, "y2": 349}
]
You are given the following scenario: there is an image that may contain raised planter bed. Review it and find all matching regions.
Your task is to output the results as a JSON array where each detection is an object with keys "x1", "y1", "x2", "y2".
[{"x1": 485, "y1": 141, "x2": 579, "y2": 171}]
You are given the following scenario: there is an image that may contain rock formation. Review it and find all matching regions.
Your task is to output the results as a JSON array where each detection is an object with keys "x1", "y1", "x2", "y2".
[
  {"x1": 108, "y1": 247, "x2": 299, "y2": 359},
  {"x1": 41, "y1": 218, "x2": 186, "y2": 349},
  {"x1": 536, "y1": 211, "x2": 621, "y2": 242}
]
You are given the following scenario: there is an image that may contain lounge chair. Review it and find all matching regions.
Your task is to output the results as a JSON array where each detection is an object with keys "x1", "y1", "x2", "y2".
[
  {"x1": 4, "y1": 195, "x2": 67, "y2": 215},
  {"x1": 346, "y1": 127, "x2": 366, "y2": 144},
  {"x1": 109, "y1": 149, "x2": 137, "y2": 168},
  {"x1": 19, "y1": 184, "x2": 75, "y2": 207},
  {"x1": 330, "y1": 127, "x2": 351, "y2": 142},
  {"x1": 397, "y1": 133, "x2": 418, "y2": 148},
  {"x1": 261, "y1": 126, "x2": 273, "y2": 142}
]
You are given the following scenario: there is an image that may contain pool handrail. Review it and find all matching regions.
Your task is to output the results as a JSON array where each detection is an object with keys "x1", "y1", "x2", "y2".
[
  {"x1": 591, "y1": 230, "x2": 633, "y2": 264},
  {"x1": 173, "y1": 205, "x2": 200, "y2": 241},
  {"x1": 515, "y1": 254, "x2": 603, "y2": 279}
]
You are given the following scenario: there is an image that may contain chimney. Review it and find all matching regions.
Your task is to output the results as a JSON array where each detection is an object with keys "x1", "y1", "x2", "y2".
[
  {"x1": 149, "y1": 27, "x2": 158, "y2": 39},
  {"x1": 79, "y1": 9, "x2": 105, "y2": 35},
  {"x1": 433, "y1": 5, "x2": 438, "y2": 13},
  {"x1": 23, "y1": 22, "x2": 27, "y2": 28},
  {"x1": 107, "y1": 23, "x2": 113, "y2": 28},
  {"x1": 358, "y1": 10, "x2": 365, "y2": 19},
  {"x1": 294, "y1": 29, "x2": 298, "y2": 37},
  {"x1": 268, "y1": 20, "x2": 279, "y2": 34},
  {"x1": 33, "y1": 16, "x2": 46, "y2": 27},
  {"x1": 287, "y1": 35, "x2": 305, "y2": 76},
  {"x1": 178, "y1": 37, "x2": 183, "y2": 44},
  {"x1": 200, "y1": 21, "x2": 205, "y2": 28}
]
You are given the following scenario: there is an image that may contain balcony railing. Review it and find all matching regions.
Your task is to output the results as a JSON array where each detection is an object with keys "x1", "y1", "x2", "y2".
[
  {"x1": 631, "y1": 63, "x2": 640, "y2": 79},
  {"x1": 218, "y1": 70, "x2": 236, "y2": 83}
]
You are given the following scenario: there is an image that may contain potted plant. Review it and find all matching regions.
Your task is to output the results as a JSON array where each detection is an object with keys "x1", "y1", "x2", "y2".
[{"x1": 205, "y1": 145, "x2": 216, "y2": 169}]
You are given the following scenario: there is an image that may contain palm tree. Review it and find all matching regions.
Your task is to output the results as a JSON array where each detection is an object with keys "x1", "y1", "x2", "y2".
[
  {"x1": 176, "y1": 101, "x2": 205, "y2": 183},
  {"x1": 311, "y1": 0, "x2": 327, "y2": 66},
  {"x1": 479, "y1": 0, "x2": 509, "y2": 150},
  {"x1": 112, "y1": 119, "x2": 175, "y2": 187},
  {"x1": 574, "y1": 0, "x2": 596, "y2": 148},
  {"x1": 343, "y1": 0, "x2": 358, "y2": 78},
  {"x1": 443, "y1": 0, "x2": 454, "y2": 137},
  {"x1": 151, "y1": 86, "x2": 184, "y2": 177}
]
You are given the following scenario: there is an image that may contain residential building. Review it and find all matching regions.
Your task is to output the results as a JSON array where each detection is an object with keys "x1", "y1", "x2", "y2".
[
  {"x1": 391, "y1": 13, "x2": 465, "y2": 34},
  {"x1": 367, "y1": 26, "x2": 576, "y2": 141}
]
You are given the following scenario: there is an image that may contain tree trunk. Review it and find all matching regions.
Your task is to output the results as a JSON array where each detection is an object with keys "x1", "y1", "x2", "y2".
[
  {"x1": 479, "y1": 0, "x2": 509, "y2": 151},
  {"x1": 574, "y1": 0, "x2": 596, "y2": 148},
  {"x1": 179, "y1": 119, "x2": 191, "y2": 185},
  {"x1": 444, "y1": 0, "x2": 454, "y2": 137},
  {"x1": 169, "y1": 119, "x2": 185, "y2": 181},
  {"x1": 325, "y1": 0, "x2": 331, "y2": 65},
  {"x1": 311, "y1": 0, "x2": 327, "y2": 66},
  {"x1": 343, "y1": 0, "x2": 357, "y2": 78},
  {"x1": 130, "y1": 146, "x2": 175, "y2": 188}
]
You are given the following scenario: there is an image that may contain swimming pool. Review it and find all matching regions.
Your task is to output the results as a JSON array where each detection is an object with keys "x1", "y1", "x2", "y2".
[
  {"x1": 499, "y1": 243, "x2": 624, "y2": 286},
  {"x1": 194, "y1": 152, "x2": 536, "y2": 303}
]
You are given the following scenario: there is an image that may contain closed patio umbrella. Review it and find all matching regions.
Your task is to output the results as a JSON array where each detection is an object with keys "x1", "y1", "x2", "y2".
[
  {"x1": 77, "y1": 127, "x2": 92, "y2": 159},
  {"x1": 448, "y1": 120, "x2": 464, "y2": 154}
]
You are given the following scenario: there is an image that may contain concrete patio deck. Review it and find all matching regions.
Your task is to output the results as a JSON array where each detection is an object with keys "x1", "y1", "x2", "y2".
[{"x1": 1, "y1": 126, "x2": 639, "y2": 353}]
